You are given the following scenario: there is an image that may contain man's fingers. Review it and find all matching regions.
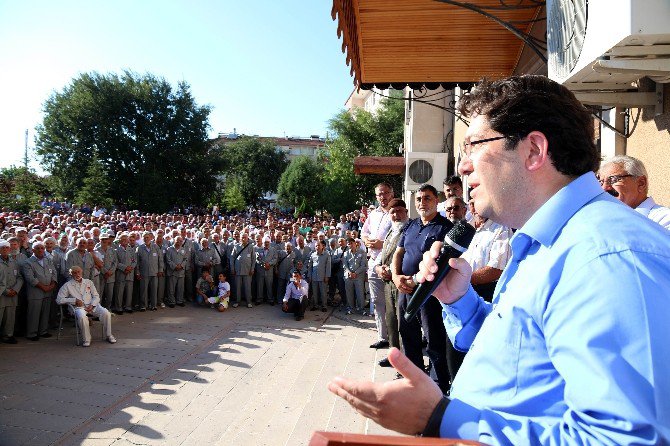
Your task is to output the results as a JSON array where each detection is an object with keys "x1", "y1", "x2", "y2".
[
  {"x1": 328, "y1": 378, "x2": 380, "y2": 418},
  {"x1": 388, "y1": 348, "x2": 429, "y2": 383}
]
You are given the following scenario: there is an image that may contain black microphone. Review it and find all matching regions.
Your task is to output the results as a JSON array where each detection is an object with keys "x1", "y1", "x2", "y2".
[{"x1": 404, "y1": 221, "x2": 476, "y2": 322}]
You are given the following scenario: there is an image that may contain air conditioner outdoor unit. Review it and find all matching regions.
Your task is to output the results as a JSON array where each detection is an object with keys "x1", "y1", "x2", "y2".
[
  {"x1": 548, "y1": 0, "x2": 670, "y2": 93},
  {"x1": 404, "y1": 152, "x2": 449, "y2": 191}
]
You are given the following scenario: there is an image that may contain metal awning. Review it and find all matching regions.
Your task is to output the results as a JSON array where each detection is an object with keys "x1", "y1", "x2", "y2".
[{"x1": 332, "y1": 0, "x2": 544, "y2": 89}]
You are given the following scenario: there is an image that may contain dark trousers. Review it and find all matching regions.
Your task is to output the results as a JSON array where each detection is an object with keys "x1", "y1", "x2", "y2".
[
  {"x1": 283, "y1": 298, "x2": 308, "y2": 318},
  {"x1": 398, "y1": 292, "x2": 452, "y2": 394},
  {"x1": 384, "y1": 282, "x2": 400, "y2": 350}
]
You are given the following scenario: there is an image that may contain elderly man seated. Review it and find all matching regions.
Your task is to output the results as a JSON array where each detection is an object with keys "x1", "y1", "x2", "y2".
[{"x1": 56, "y1": 266, "x2": 116, "y2": 347}]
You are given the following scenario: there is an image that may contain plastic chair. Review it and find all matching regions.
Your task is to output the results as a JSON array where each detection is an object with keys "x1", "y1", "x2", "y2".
[{"x1": 58, "y1": 304, "x2": 104, "y2": 345}]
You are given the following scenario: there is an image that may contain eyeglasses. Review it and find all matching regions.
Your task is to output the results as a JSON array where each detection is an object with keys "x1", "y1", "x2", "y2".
[
  {"x1": 445, "y1": 206, "x2": 464, "y2": 212},
  {"x1": 459, "y1": 135, "x2": 508, "y2": 158},
  {"x1": 598, "y1": 174, "x2": 634, "y2": 186}
]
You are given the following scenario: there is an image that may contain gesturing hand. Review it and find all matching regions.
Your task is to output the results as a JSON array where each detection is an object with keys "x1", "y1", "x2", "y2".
[{"x1": 327, "y1": 347, "x2": 443, "y2": 435}]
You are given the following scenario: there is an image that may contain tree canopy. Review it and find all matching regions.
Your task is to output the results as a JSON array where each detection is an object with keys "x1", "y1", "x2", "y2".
[
  {"x1": 0, "y1": 166, "x2": 51, "y2": 213},
  {"x1": 35, "y1": 71, "x2": 216, "y2": 212},
  {"x1": 320, "y1": 92, "x2": 405, "y2": 215},
  {"x1": 215, "y1": 137, "x2": 289, "y2": 207},
  {"x1": 277, "y1": 155, "x2": 324, "y2": 215}
]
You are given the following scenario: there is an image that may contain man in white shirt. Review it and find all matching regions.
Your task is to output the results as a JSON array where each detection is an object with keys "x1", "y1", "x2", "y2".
[
  {"x1": 282, "y1": 270, "x2": 309, "y2": 321},
  {"x1": 599, "y1": 155, "x2": 670, "y2": 230},
  {"x1": 462, "y1": 204, "x2": 513, "y2": 302},
  {"x1": 362, "y1": 182, "x2": 393, "y2": 349},
  {"x1": 57, "y1": 266, "x2": 116, "y2": 347}
]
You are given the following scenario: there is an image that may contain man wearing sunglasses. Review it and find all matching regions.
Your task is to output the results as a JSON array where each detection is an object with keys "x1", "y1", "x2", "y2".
[
  {"x1": 599, "y1": 155, "x2": 670, "y2": 230},
  {"x1": 329, "y1": 76, "x2": 670, "y2": 444}
]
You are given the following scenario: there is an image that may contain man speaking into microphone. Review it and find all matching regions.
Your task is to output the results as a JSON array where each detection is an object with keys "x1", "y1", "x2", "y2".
[{"x1": 328, "y1": 75, "x2": 670, "y2": 444}]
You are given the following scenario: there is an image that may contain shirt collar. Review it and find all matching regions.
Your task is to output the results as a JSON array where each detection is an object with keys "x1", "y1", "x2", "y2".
[
  {"x1": 634, "y1": 196, "x2": 656, "y2": 217},
  {"x1": 517, "y1": 172, "x2": 605, "y2": 248}
]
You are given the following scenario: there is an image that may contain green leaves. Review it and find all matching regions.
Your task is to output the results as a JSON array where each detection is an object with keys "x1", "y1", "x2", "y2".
[
  {"x1": 215, "y1": 137, "x2": 289, "y2": 208},
  {"x1": 321, "y1": 93, "x2": 405, "y2": 215},
  {"x1": 35, "y1": 71, "x2": 214, "y2": 211},
  {"x1": 277, "y1": 156, "x2": 324, "y2": 214}
]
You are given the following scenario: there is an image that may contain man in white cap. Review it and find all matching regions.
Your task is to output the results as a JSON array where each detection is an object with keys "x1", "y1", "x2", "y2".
[
  {"x1": 254, "y1": 236, "x2": 277, "y2": 305},
  {"x1": 0, "y1": 239, "x2": 21, "y2": 344},
  {"x1": 57, "y1": 266, "x2": 116, "y2": 347},
  {"x1": 21, "y1": 241, "x2": 58, "y2": 340}
]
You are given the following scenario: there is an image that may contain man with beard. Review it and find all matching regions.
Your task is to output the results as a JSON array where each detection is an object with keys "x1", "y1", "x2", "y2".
[
  {"x1": 443, "y1": 197, "x2": 467, "y2": 224},
  {"x1": 374, "y1": 199, "x2": 409, "y2": 368},
  {"x1": 390, "y1": 184, "x2": 454, "y2": 394}
]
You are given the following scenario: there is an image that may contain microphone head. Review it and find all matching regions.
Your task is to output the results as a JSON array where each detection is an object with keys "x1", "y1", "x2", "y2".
[{"x1": 443, "y1": 221, "x2": 476, "y2": 253}]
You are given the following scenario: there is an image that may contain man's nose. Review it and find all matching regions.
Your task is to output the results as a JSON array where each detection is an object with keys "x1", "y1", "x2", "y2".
[{"x1": 458, "y1": 157, "x2": 473, "y2": 176}]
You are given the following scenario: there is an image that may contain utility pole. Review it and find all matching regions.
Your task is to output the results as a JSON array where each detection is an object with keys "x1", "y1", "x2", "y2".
[{"x1": 24, "y1": 129, "x2": 29, "y2": 168}]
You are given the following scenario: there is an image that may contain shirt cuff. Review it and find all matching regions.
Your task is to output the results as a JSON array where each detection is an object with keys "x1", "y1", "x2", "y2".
[
  {"x1": 421, "y1": 396, "x2": 450, "y2": 437},
  {"x1": 439, "y1": 398, "x2": 481, "y2": 440}
]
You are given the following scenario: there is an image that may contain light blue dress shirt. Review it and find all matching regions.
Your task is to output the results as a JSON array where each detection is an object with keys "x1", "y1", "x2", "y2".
[{"x1": 440, "y1": 172, "x2": 670, "y2": 445}]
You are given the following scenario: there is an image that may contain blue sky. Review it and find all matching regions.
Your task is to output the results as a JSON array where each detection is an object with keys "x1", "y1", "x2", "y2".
[{"x1": 0, "y1": 0, "x2": 354, "y2": 171}]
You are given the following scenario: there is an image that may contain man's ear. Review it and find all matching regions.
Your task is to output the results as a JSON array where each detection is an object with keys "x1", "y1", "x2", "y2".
[
  {"x1": 637, "y1": 175, "x2": 648, "y2": 193},
  {"x1": 524, "y1": 131, "x2": 550, "y2": 172}
]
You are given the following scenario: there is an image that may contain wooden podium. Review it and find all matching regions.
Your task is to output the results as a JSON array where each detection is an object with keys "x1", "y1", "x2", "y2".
[{"x1": 309, "y1": 431, "x2": 484, "y2": 445}]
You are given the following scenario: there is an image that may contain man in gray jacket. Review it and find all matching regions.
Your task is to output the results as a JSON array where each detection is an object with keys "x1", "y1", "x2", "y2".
[
  {"x1": 308, "y1": 240, "x2": 331, "y2": 312},
  {"x1": 0, "y1": 240, "x2": 22, "y2": 344},
  {"x1": 165, "y1": 236, "x2": 187, "y2": 308},
  {"x1": 136, "y1": 231, "x2": 163, "y2": 311},
  {"x1": 97, "y1": 234, "x2": 118, "y2": 309},
  {"x1": 113, "y1": 233, "x2": 137, "y2": 314},
  {"x1": 232, "y1": 232, "x2": 254, "y2": 308},
  {"x1": 21, "y1": 241, "x2": 58, "y2": 341},
  {"x1": 65, "y1": 238, "x2": 94, "y2": 281},
  {"x1": 343, "y1": 238, "x2": 367, "y2": 315},
  {"x1": 254, "y1": 236, "x2": 277, "y2": 305},
  {"x1": 275, "y1": 242, "x2": 295, "y2": 306}
]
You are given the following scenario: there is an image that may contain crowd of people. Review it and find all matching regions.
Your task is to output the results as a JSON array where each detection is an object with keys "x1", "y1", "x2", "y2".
[{"x1": 0, "y1": 200, "x2": 396, "y2": 346}]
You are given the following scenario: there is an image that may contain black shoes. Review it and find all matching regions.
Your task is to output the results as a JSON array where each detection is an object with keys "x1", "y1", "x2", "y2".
[
  {"x1": 40, "y1": 333, "x2": 52, "y2": 338},
  {"x1": 2, "y1": 336, "x2": 17, "y2": 344},
  {"x1": 113, "y1": 310, "x2": 124, "y2": 315},
  {"x1": 177, "y1": 303, "x2": 186, "y2": 307},
  {"x1": 378, "y1": 358, "x2": 392, "y2": 367},
  {"x1": 149, "y1": 307, "x2": 157, "y2": 311},
  {"x1": 321, "y1": 307, "x2": 327, "y2": 312},
  {"x1": 369, "y1": 340, "x2": 389, "y2": 349},
  {"x1": 311, "y1": 306, "x2": 317, "y2": 311},
  {"x1": 167, "y1": 304, "x2": 175, "y2": 308},
  {"x1": 27, "y1": 336, "x2": 39, "y2": 341}
]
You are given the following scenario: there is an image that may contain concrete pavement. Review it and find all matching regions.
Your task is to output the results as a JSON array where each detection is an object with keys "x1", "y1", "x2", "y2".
[{"x1": 0, "y1": 302, "x2": 400, "y2": 446}]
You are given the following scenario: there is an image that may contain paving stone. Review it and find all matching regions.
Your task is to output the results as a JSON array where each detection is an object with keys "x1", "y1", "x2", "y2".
[{"x1": 0, "y1": 304, "x2": 400, "y2": 445}]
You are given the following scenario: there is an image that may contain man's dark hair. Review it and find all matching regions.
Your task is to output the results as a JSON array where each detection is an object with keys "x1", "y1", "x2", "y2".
[
  {"x1": 374, "y1": 181, "x2": 394, "y2": 193},
  {"x1": 443, "y1": 175, "x2": 462, "y2": 187},
  {"x1": 458, "y1": 75, "x2": 599, "y2": 176},
  {"x1": 417, "y1": 184, "x2": 439, "y2": 198}
]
